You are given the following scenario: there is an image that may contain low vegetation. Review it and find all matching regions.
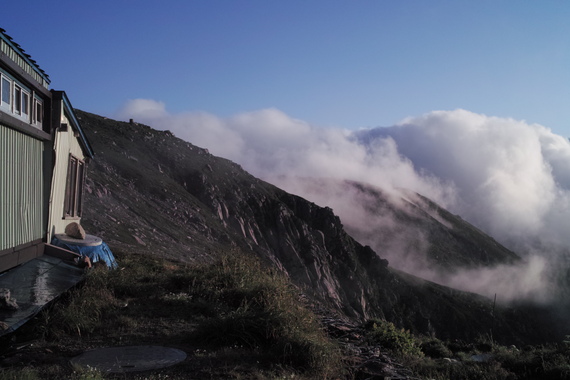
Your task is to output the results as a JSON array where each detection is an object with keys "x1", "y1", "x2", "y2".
[
  {"x1": 416, "y1": 338, "x2": 570, "y2": 379},
  {"x1": 2, "y1": 250, "x2": 570, "y2": 379},
  {"x1": 363, "y1": 318, "x2": 424, "y2": 358},
  {"x1": 1, "y1": 250, "x2": 342, "y2": 379},
  {"x1": 186, "y1": 254, "x2": 341, "y2": 373},
  {"x1": 361, "y1": 318, "x2": 570, "y2": 380}
]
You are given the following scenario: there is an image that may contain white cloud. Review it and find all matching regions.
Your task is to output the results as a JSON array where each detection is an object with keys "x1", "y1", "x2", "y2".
[
  {"x1": 117, "y1": 99, "x2": 246, "y2": 160},
  {"x1": 357, "y1": 109, "x2": 570, "y2": 251},
  {"x1": 118, "y1": 98, "x2": 168, "y2": 119},
  {"x1": 116, "y1": 100, "x2": 452, "y2": 204},
  {"x1": 438, "y1": 255, "x2": 553, "y2": 304}
]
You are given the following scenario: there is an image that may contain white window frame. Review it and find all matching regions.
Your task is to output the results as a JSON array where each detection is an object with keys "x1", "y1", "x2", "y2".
[
  {"x1": 21, "y1": 88, "x2": 30, "y2": 120},
  {"x1": 32, "y1": 96, "x2": 43, "y2": 128},
  {"x1": 0, "y1": 69, "x2": 40, "y2": 127},
  {"x1": 13, "y1": 84, "x2": 21, "y2": 115}
]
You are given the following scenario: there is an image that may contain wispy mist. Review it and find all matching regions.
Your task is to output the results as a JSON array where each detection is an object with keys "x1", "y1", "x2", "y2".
[
  {"x1": 116, "y1": 100, "x2": 570, "y2": 303},
  {"x1": 117, "y1": 100, "x2": 454, "y2": 203}
]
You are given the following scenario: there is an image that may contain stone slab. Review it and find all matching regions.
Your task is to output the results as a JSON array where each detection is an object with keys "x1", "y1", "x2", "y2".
[
  {"x1": 54, "y1": 234, "x2": 103, "y2": 247},
  {"x1": 70, "y1": 345, "x2": 187, "y2": 373}
]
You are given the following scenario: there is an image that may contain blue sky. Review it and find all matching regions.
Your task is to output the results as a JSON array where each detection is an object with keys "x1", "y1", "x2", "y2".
[{"x1": 2, "y1": 1, "x2": 570, "y2": 135}]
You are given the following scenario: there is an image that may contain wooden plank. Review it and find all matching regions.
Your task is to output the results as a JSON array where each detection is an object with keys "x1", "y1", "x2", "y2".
[{"x1": 44, "y1": 243, "x2": 81, "y2": 262}]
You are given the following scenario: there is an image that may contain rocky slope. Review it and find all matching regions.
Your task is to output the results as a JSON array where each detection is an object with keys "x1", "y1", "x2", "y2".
[
  {"x1": 78, "y1": 110, "x2": 562, "y2": 345},
  {"x1": 282, "y1": 178, "x2": 521, "y2": 274}
]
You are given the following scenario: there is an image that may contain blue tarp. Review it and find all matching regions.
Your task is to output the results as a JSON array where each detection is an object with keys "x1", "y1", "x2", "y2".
[{"x1": 51, "y1": 236, "x2": 118, "y2": 269}]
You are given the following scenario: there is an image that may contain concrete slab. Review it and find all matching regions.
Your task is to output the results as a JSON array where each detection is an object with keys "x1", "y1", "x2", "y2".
[
  {"x1": 0, "y1": 255, "x2": 84, "y2": 335},
  {"x1": 70, "y1": 345, "x2": 187, "y2": 373}
]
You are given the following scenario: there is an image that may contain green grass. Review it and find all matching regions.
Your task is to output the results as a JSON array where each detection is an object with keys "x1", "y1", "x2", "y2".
[
  {"x1": 6, "y1": 249, "x2": 570, "y2": 379},
  {"x1": 0, "y1": 368, "x2": 39, "y2": 380},
  {"x1": 28, "y1": 250, "x2": 342, "y2": 379},
  {"x1": 40, "y1": 269, "x2": 119, "y2": 338},
  {"x1": 0, "y1": 367, "x2": 106, "y2": 380},
  {"x1": 187, "y1": 254, "x2": 341, "y2": 374},
  {"x1": 359, "y1": 318, "x2": 570, "y2": 380},
  {"x1": 405, "y1": 334, "x2": 570, "y2": 380},
  {"x1": 363, "y1": 318, "x2": 424, "y2": 358}
]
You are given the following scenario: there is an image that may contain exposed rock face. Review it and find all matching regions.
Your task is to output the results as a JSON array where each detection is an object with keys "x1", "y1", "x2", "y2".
[
  {"x1": 77, "y1": 110, "x2": 561, "y2": 344},
  {"x1": 286, "y1": 179, "x2": 521, "y2": 274}
]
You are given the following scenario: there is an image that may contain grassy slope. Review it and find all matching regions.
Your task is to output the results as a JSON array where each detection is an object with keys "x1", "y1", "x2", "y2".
[
  {"x1": 2, "y1": 251, "x2": 570, "y2": 380},
  {"x1": 0, "y1": 251, "x2": 343, "y2": 379}
]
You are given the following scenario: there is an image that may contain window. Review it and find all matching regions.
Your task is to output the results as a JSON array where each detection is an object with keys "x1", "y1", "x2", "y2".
[
  {"x1": 64, "y1": 155, "x2": 86, "y2": 218},
  {"x1": 21, "y1": 89, "x2": 29, "y2": 119},
  {"x1": 76, "y1": 160, "x2": 85, "y2": 216},
  {"x1": 1, "y1": 76, "x2": 10, "y2": 106},
  {"x1": 34, "y1": 98, "x2": 43, "y2": 124},
  {"x1": 31, "y1": 96, "x2": 43, "y2": 128},
  {"x1": 0, "y1": 71, "x2": 41, "y2": 126},
  {"x1": 13, "y1": 85, "x2": 21, "y2": 114}
]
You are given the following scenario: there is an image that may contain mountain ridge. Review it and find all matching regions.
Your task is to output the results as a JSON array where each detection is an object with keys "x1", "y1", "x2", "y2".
[{"x1": 78, "y1": 110, "x2": 564, "y2": 345}]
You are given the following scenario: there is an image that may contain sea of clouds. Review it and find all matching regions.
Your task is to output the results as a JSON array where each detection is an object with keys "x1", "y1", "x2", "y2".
[{"x1": 116, "y1": 99, "x2": 570, "y2": 302}]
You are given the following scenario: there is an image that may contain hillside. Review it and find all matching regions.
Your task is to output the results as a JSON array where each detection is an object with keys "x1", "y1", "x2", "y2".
[
  {"x1": 78, "y1": 110, "x2": 563, "y2": 345},
  {"x1": 282, "y1": 178, "x2": 521, "y2": 274}
]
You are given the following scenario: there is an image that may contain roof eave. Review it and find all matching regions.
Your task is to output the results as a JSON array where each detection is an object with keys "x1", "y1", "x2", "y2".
[{"x1": 59, "y1": 91, "x2": 94, "y2": 159}]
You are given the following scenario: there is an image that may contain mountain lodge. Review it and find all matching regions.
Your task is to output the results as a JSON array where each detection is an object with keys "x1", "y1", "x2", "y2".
[
  {"x1": 0, "y1": 28, "x2": 94, "y2": 271},
  {"x1": 0, "y1": 27, "x2": 95, "y2": 333}
]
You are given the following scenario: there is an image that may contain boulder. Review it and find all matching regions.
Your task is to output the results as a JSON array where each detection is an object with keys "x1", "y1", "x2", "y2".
[
  {"x1": 0, "y1": 288, "x2": 18, "y2": 310},
  {"x1": 65, "y1": 222, "x2": 86, "y2": 239}
]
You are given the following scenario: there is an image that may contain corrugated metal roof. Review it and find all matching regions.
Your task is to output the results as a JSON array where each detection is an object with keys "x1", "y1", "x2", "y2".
[{"x1": 0, "y1": 27, "x2": 50, "y2": 85}]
